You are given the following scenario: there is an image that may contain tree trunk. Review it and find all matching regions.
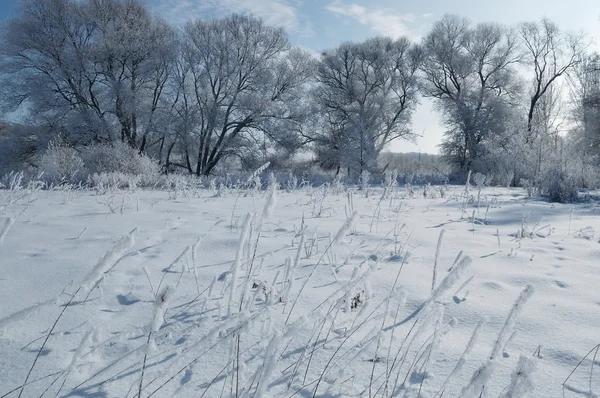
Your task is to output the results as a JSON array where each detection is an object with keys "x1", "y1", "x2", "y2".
[
  {"x1": 165, "y1": 141, "x2": 176, "y2": 169},
  {"x1": 131, "y1": 67, "x2": 138, "y2": 148}
]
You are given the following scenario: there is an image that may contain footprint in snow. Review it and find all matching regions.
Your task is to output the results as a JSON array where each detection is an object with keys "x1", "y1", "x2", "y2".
[
  {"x1": 180, "y1": 368, "x2": 193, "y2": 385},
  {"x1": 27, "y1": 348, "x2": 51, "y2": 356},
  {"x1": 116, "y1": 294, "x2": 140, "y2": 306},
  {"x1": 482, "y1": 281, "x2": 502, "y2": 290}
]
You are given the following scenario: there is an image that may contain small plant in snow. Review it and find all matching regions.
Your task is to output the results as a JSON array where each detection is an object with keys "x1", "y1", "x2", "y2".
[
  {"x1": 431, "y1": 229, "x2": 445, "y2": 292},
  {"x1": 0, "y1": 171, "x2": 25, "y2": 191},
  {"x1": 79, "y1": 229, "x2": 137, "y2": 298},
  {"x1": 310, "y1": 184, "x2": 333, "y2": 217},
  {"x1": 460, "y1": 170, "x2": 472, "y2": 218},
  {"x1": 138, "y1": 285, "x2": 175, "y2": 398},
  {"x1": 514, "y1": 213, "x2": 552, "y2": 239},
  {"x1": 383, "y1": 169, "x2": 398, "y2": 199},
  {"x1": 244, "y1": 161, "x2": 270, "y2": 193},
  {"x1": 209, "y1": 178, "x2": 219, "y2": 196},
  {"x1": 573, "y1": 226, "x2": 595, "y2": 240},
  {"x1": 460, "y1": 285, "x2": 535, "y2": 397},
  {"x1": 228, "y1": 213, "x2": 253, "y2": 315},
  {"x1": 0, "y1": 217, "x2": 15, "y2": 244},
  {"x1": 285, "y1": 171, "x2": 298, "y2": 192},
  {"x1": 439, "y1": 184, "x2": 446, "y2": 199},
  {"x1": 350, "y1": 291, "x2": 362, "y2": 310},
  {"x1": 520, "y1": 178, "x2": 538, "y2": 198},
  {"x1": 250, "y1": 175, "x2": 262, "y2": 195},
  {"x1": 499, "y1": 355, "x2": 537, "y2": 398},
  {"x1": 563, "y1": 343, "x2": 600, "y2": 396},
  {"x1": 405, "y1": 183, "x2": 414, "y2": 198},
  {"x1": 384, "y1": 169, "x2": 398, "y2": 188},
  {"x1": 332, "y1": 174, "x2": 345, "y2": 194}
]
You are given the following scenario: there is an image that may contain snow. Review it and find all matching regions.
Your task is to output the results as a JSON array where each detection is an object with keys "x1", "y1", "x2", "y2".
[{"x1": 0, "y1": 185, "x2": 599, "y2": 397}]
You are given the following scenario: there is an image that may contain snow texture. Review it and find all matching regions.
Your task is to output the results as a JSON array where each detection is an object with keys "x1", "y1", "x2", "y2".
[{"x1": 1, "y1": 186, "x2": 599, "y2": 397}]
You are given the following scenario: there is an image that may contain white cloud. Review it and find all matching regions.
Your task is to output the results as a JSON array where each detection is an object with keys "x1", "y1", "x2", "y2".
[
  {"x1": 150, "y1": 0, "x2": 312, "y2": 36},
  {"x1": 326, "y1": 0, "x2": 420, "y2": 40}
]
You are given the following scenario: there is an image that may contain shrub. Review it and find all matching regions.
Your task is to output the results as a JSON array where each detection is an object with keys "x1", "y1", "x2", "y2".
[
  {"x1": 539, "y1": 169, "x2": 578, "y2": 203},
  {"x1": 473, "y1": 172, "x2": 487, "y2": 188},
  {"x1": 89, "y1": 172, "x2": 141, "y2": 193},
  {"x1": 162, "y1": 173, "x2": 204, "y2": 197},
  {"x1": 39, "y1": 140, "x2": 85, "y2": 185},
  {"x1": 81, "y1": 141, "x2": 161, "y2": 186}
]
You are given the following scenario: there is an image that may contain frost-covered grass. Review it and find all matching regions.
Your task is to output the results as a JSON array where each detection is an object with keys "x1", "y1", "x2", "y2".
[{"x1": 0, "y1": 182, "x2": 599, "y2": 397}]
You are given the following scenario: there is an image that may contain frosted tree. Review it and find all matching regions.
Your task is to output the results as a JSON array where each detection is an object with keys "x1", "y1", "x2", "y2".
[
  {"x1": 0, "y1": 0, "x2": 177, "y2": 153},
  {"x1": 420, "y1": 15, "x2": 522, "y2": 180},
  {"x1": 178, "y1": 14, "x2": 315, "y2": 176},
  {"x1": 314, "y1": 37, "x2": 422, "y2": 179},
  {"x1": 0, "y1": 0, "x2": 112, "y2": 142},
  {"x1": 563, "y1": 52, "x2": 600, "y2": 188},
  {"x1": 90, "y1": 0, "x2": 177, "y2": 152},
  {"x1": 570, "y1": 53, "x2": 600, "y2": 155}
]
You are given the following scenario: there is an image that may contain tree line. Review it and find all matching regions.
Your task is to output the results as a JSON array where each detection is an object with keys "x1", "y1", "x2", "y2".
[{"x1": 1, "y1": 0, "x2": 599, "y2": 187}]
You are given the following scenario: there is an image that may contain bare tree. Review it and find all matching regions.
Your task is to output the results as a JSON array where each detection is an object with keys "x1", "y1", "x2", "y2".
[
  {"x1": 314, "y1": 36, "x2": 422, "y2": 178},
  {"x1": 520, "y1": 19, "x2": 585, "y2": 139},
  {"x1": 179, "y1": 14, "x2": 314, "y2": 176}
]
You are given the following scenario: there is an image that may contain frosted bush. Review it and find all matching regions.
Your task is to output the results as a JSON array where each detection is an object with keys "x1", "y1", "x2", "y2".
[
  {"x1": 39, "y1": 141, "x2": 85, "y2": 185},
  {"x1": 473, "y1": 172, "x2": 486, "y2": 188},
  {"x1": 81, "y1": 141, "x2": 161, "y2": 186},
  {"x1": 89, "y1": 172, "x2": 141, "y2": 193},
  {"x1": 539, "y1": 169, "x2": 578, "y2": 203},
  {"x1": 162, "y1": 173, "x2": 203, "y2": 198}
]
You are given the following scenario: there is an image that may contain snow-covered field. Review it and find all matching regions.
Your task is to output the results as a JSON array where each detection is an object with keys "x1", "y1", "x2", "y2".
[{"x1": 1, "y1": 183, "x2": 599, "y2": 397}]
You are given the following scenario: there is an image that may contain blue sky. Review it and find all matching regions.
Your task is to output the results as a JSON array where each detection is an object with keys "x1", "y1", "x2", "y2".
[{"x1": 2, "y1": 0, "x2": 599, "y2": 153}]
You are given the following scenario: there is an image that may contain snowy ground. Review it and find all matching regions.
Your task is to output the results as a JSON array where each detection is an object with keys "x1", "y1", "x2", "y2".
[{"x1": 1, "y1": 183, "x2": 599, "y2": 397}]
